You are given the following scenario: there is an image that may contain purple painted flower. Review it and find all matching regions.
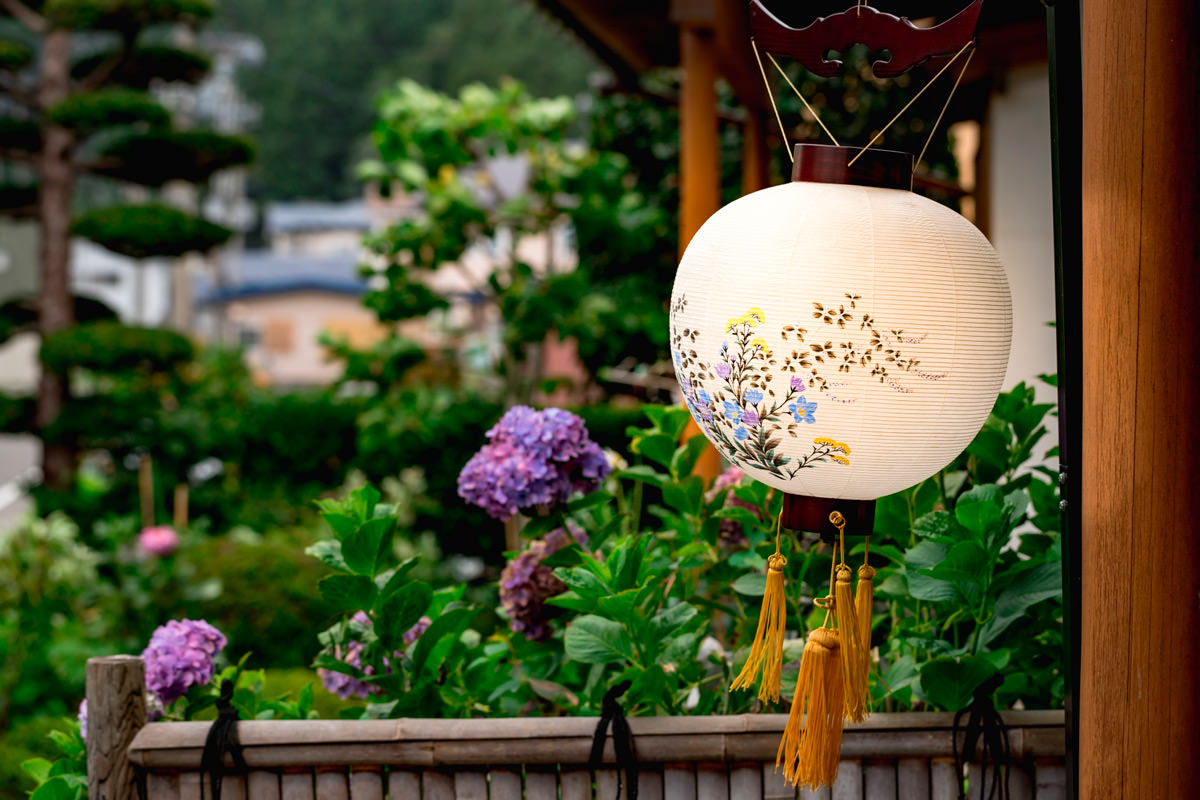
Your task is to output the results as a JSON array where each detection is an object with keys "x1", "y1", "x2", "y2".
[
  {"x1": 680, "y1": 376, "x2": 692, "y2": 394},
  {"x1": 142, "y1": 619, "x2": 227, "y2": 705},
  {"x1": 458, "y1": 407, "x2": 610, "y2": 521},
  {"x1": 715, "y1": 362, "x2": 731, "y2": 380},
  {"x1": 745, "y1": 389, "x2": 763, "y2": 405},
  {"x1": 789, "y1": 397, "x2": 818, "y2": 424},
  {"x1": 318, "y1": 612, "x2": 431, "y2": 700},
  {"x1": 78, "y1": 699, "x2": 87, "y2": 741},
  {"x1": 500, "y1": 524, "x2": 588, "y2": 640},
  {"x1": 742, "y1": 408, "x2": 761, "y2": 428},
  {"x1": 790, "y1": 375, "x2": 806, "y2": 392},
  {"x1": 138, "y1": 526, "x2": 179, "y2": 557}
]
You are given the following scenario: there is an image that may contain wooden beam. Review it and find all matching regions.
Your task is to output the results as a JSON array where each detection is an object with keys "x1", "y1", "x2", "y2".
[
  {"x1": 1080, "y1": 0, "x2": 1200, "y2": 797},
  {"x1": 678, "y1": 22, "x2": 720, "y2": 251},
  {"x1": 741, "y1": 108, "x2": 769, "y2": 194}
]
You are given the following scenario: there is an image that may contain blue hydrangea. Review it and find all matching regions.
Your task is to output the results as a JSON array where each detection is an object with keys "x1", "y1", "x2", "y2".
[
  {"x1": 142, "y1": 619, "x2": 227, "y2": 705},
  {"x1": 458, "y1": 406, "x2": 610, "y2": 521}
]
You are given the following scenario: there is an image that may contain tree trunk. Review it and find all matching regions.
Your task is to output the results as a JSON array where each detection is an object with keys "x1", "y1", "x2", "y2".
[{"x1": 35, "y1": 28, "x2": 76, "y2": 490}]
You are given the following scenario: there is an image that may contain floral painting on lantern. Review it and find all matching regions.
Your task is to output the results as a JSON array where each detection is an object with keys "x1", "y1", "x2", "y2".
[{"x1": 670, "y1": 292, "x2": 945, "y2": 481}]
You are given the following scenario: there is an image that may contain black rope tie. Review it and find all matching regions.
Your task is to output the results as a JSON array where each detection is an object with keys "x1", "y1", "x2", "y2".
[
  {"x1": 953, "y1": 674, "x2": 1011, "y2": 800},
  {"x1": 589, "y1": 680, "x2": 638, "y2": 800},
  {"x1": 200, "y1": 678, "x2": 247, "y2": 800}
]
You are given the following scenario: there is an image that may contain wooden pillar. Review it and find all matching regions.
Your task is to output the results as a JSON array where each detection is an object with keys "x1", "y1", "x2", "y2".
[
  {"x1": 87, "y1": 655, "x2": 147, "y2": 800},
  {"x1": 741, "y1": 108, "x2": 770, "y2": 195},
  {"x1": 1080, "y1": 0, "x2": 1200, "y2": 797},
  {"x1": 678, "y1": 19, "x2": 721, "y2": 251},
  {"x1": 675, "y1": 3, "x2": 724, "y2": 482}
]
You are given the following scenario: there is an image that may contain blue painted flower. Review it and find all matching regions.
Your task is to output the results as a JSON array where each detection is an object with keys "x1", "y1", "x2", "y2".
[
  {"x1": 674, "y1": 351, "x2": 682, "y2": 366},
  {"x1": 698, "y1": 389, "x2": 711, "y2": 406},
  {"x1": 745, "y1": 388, "x2": 763, "y2": 405},
  {"x1": 734, "y1": 426, "x2": 749, "y2": 441},
  {"x1": 723, "y1": 400, "x2": 742, "y2": 422},
  {"x1": 742, "y1": 408, "x2": 761, "y2": 428},
  {"x1": 789, "y1": 397, "x2": 818, "y2": 424}
]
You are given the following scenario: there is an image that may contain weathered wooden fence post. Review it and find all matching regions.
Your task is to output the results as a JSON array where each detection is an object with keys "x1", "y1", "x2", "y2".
[{"x1": 86, "y1": 655, "x2": 146, "y2": 800}]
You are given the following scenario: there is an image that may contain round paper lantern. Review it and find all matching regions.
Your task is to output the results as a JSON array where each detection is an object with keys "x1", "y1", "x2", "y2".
[{"x1": 670, "y1": 144, "x2": 1011, "y2": 529}]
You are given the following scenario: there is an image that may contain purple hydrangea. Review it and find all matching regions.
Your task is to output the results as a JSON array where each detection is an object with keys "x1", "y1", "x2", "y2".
[
  {"x1": 78, "y1": 699, "x2": 87, "y2": 741},
  {"x1": 142, "y1": 619, "x2": 227, "y2": 705},
  {"x1": 458, "y1": 406, "x2": 610, "y2": 521},
  {"x1": 500, "y1": 525, "x2": 588, "y2": 641},
  {"x1": 317, "y1": 611, "x2": 431, "y2": 700}
]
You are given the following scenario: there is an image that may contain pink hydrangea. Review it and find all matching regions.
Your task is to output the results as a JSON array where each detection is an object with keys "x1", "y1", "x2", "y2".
[
  {"x1": 138, "y1": 526, "x2": 179, "y2": 557},
  {"x1": 500, "y1": 525, "x2": 588, "y2": 640}
]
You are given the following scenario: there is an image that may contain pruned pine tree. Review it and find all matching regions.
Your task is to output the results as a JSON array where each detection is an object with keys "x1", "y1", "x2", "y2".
[{"x1": 0, "y1": 0, "x2": 253, "y2": 488}]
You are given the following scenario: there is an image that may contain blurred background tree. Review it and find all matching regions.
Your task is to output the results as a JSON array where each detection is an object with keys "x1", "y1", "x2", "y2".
[{"x1": 0, "y1": 0, "x2": 253, "y2": 489}]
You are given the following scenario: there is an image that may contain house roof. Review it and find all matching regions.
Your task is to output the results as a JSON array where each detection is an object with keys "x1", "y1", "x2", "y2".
[
  {"x1": 196, "y1": 250, "x2": 365, "y2": 306},
  {"x1": 263, "y1": 200, "x2": 372, "y2": 237}
]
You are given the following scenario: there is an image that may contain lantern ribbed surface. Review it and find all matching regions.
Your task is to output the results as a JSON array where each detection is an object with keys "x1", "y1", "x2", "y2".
[{"x1": 670, "y1": 180, "x2": 1012, "y2": 500}]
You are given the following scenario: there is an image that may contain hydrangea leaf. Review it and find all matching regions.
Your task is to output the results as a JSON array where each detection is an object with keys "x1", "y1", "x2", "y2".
[
  {"x1": 318, "y1": 574, "x2": 377, "y2": 614},
  {"x1": 410, "y1": 606, "x2": 474, "y2": 677},
  {"x1": 377, "y1": 581, "x2": 432, "y2": 651},
  {"x1": 340, "y1": 516, "x2": 396, "y2": 577},
  {"x1": 564, "y1": 615, "x2": 634, "y2": 664}
]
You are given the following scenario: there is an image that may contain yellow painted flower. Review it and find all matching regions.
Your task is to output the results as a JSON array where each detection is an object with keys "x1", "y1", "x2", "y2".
[
  {"x1": 813, "y1": 437, "x2": 837, "y2": 446},
  {"x1": 829, "y1": 454, "x2": 850, "y2": 466},
  {"x1": 749, "y1": 336, "x2": 772, "y2": 355}
]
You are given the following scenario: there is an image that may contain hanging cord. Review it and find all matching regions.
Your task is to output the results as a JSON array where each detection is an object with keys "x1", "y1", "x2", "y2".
[
  {"x1": 913, "y1": 45, "x2": 976, "y2": 175},
  {"x1": 589, "y1": 680, "x2": 638, "y2": 800},
  {"x1": 952, "y1": 674, "x2": 1011, "y2": 800},
  {"x1": 765, "y1": 51, "x2": 841, "y2": 147},
  {"x1": 847, "y1": 39, "x2": 975, "y2": 167},
  {"x1": 751, "y1": 38, "x2": 796, "y2": 162},
  {"x1": 200, "y1": 679, "x2": 247, "y2": 800}
]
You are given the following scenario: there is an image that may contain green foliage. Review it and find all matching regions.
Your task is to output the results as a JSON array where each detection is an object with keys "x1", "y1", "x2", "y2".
[
  {"x1": 70, "y1": 203, "x2": 232, "y2": 259},
  {"x1": 95, "y1": 130, "x2": 255, "y2": 185},
  {"x1": 45, "y1": 0, "x2": 215, "y2": 30},
  {"x1": 213, "y1": 0, "x2": 597, "y2": 200},
  {"x1": 0, "y1": 294, "x2": 118, "y2": 347},
  {"x1": 46, "y1": 88, "x2": 169, "y2": 132},
  {"x1": 870, "y1": 382, "x2": 1063, "y2": 710},
  {"x1": 17, "y1": 720, "x2": 86, "y2": 800},
  {"x1": 70, "y1": 45, "x2": 211, "y2": 87},
  {"x1": 0, "y1": 716, "x2": 71, "y2": 800},
  {"x1": 0, "y1": 117, "x2": 40, "y2": 152},
  {"x1": 40, "y1": 320, "x2": 194, "y2": 374},
  {"x1": 0, "y1": 39, "x2": 33, "y2": 71}
]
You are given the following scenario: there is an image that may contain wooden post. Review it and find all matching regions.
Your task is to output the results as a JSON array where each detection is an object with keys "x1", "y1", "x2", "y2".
[
  {"x1": 138, "y1": 455, "x2": 154, "y2": 529},
  {"x1": 173, "y1": 483, "x2": 189, "y2": 530},
  {"x1": 1081, "y1": 0, "x2": 1200, "y2": 797},
  {"x1": 86, "y1": 655, "x2": 147, "y2": 800},
  {"x1": 674, "y1": 3, "x2": 724, "y2": 484}
]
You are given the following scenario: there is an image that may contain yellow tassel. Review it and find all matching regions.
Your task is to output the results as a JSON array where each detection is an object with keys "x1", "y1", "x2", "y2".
[
  {"x1": 855, "y1": 562, "x2": 877, "y2": 700},
  {"x1": 730, "y1": 552, "x2": 788, "y2": 703},
  {"x1": 777, "y1": 627, "x2": 845, "y2": 789},
  {"x1": 835, "y1": 565, "x2": 869, "y2": 722}
]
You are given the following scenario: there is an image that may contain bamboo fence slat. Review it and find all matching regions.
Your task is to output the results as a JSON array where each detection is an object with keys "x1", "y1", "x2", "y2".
[
  {"x1": 697, "y1": 761, "x2": 729, "y2": 800},
  {"x1": 664, "y1": 762, "x2": 696, "y2": 800},
  {"x1": 831, "y1": 760, "x2": 862, "y2": 800},
  {"x1": 280, "y1": 771, "x2": 314, "y2": 800},
  {"x1": 247, "y1": 770, "x2": 281, "y2": 799},
  {"x1": 350, "y1": 768, "x2": 383, "y2": 800},
  {"x1": 524, "y1": 766, "x2": 559, "y2": 800},
  {"x1": 561, "y1": 768, "x2": 593, "y2": 800},
  {"x1": 863, "y1": 760, "x2": 897, "y2": 799},
  {"x1": 315, "y1": 769, "x2": 349, "y2": 800},
  {"x1": 146, "y1": 773, "x2": 179, "y2": 800},
  {"x1": 487, "y1": 768, "x2": 523, "y2": 800},
  {"x1": 453, "y1": 769, "x2": 488, "y2": 800},
  {"x1": 896, "y1": 758, "x2": 929, "y2": 799},
  {"x1": 422, "y1": 769, "x2": 455, "y2": 800},
  {"x1": 730, "y1": 763, "x2": 763, "y2": 799},
  {"x1": 929, "y1": 759, "x2": 958, "y2": 800},
  {"x1": 762, "y1": 762, "x2": 794, "y2": 800}
]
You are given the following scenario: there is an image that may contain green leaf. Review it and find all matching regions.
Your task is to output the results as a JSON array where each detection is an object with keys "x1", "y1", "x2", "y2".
[
  {"x1": 912, "y1": 511, "x2": 959, "y2": 539},
  {"x1": 71, "y1": 204, "x2": 232, "y2": 259},
  {"x1": 29, "y1": 776, "x2": 83, "y2": 800},
  {"x1": 21, "y1": 758, "x2": 53, "y2": 783},
  {"x1": 318, "y1": 574, "x2": 377, "y2": 613},
  {"x1": 556, "y1": 566, "x2": 612, "y2": 600},
  {"x1": 528, "y1": 678, "x2": 579, "y2": 708},
  {"x1": 564, "y1": 615, "x2": 635, "y2": 664},
  {"x1": 305, "y1": 539, "x2": 349, "y2": 572},
  {"x1": 651, "y1": 601, "x2": 699, "y2": 638},
  {"x1": 322, "y1": 513, "x2": 359, "y2": 539},
  {"x1": 539, "y1": 543, "x2": 585, "y2": 568},
  {"x1": 904, "y1": 540, "x2": 957, "y2": 602},
  {"x1": 955, "y1": 485, "x2": 1007, "y2": 539},
  {"x1": 976, "y1": 561, "x2": 1062, "y2": 649},
  {"x1": 662, "y1": 475, "x2": 704, "y2": 516},
  {"x1": 731, "y1": 572, "x2": 767, "y2": 596},
  {"x1": 341, "y1": 516, "x2": 397, "y2": 577},
  {"x1": 670, "y1": 434, "x2": 710, "y2": 480},
  {"x1": 635, "y1": 433, "x2": 678, "y2": 468},
  {"x1": 919, "y1": 656, "x2": 998, "y2": 711},
  {"x1": 349, "y1": 485, "x2": 383, "y2": 521},
  {"x1": 544, "y1": 591, "x2": 595, "y2": 612},
  {"x1": 596, "y1": 589, "x2": 640, "y2": 620},
  {"x1": 376, "y1": 557, "x2": 420, "y2": 607},
  {"x1": 411, "y1": 607, "x2": 475, "y2": 676},
  {"x1": 966, "y1": 427, "x2": 1009, "y2": 472},
  {"x1": 377, "y1": 581, "x2": 433, "y2": 649},
  {"x1": 617, "y1": 465, "x2": 667, "y2": 488}
]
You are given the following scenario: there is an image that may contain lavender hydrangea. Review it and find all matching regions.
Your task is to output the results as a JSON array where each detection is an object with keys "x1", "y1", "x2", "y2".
[
  {"x1": 78, "y1": 699, "x2": 87, "y2": 741},
  {"x1": 458, "y1": 406, "x2": 610, "y2": 521},
  {"x1": 317, "y1": 611, "x2": 432, "y2": 700},
  {"x1": 141, "y1": 619, "x2": 227, "y2": 705},
  {"x1": 500, "y1": 525, "x2": 588, "y2": 641}
]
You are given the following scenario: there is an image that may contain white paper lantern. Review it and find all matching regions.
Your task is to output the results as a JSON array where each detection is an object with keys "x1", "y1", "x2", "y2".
[{"x1": 670, "y1": 145, "x2": 1011, "y2": 521}]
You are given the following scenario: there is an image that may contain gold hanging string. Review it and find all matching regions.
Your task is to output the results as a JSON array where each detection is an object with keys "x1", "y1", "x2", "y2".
[
  {"x1": 913, "y1": 44, "x2": 975, "y2": 175},
  {"x1": 830, "y1": 510, "x2": 847, "y2": 567},
  {"x1": 765, "y1": 51, "x2": 841, "y2": 147},
  {"x1": 751, "y1": 38, "x2": 796, "y2": 163},
  {"x1": 847, "y1": 39, "x2": 974, "y2": 167},
  {"x1": 774, "y1": 507, "x2": 784, "y2": 555}
]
